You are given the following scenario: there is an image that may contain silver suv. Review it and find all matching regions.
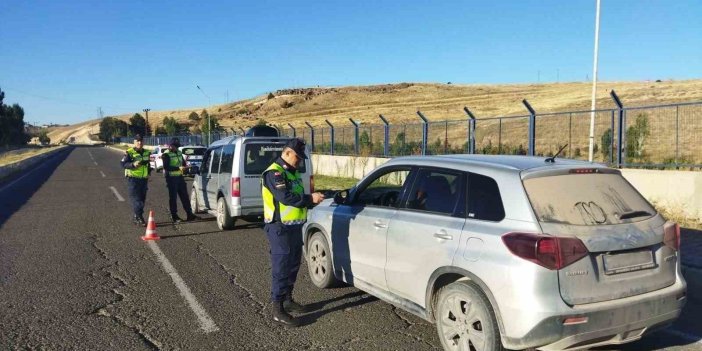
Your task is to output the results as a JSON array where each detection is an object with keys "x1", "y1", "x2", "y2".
[{"x1": 302, "y1": 154, "x2": 686, "y2": 351}]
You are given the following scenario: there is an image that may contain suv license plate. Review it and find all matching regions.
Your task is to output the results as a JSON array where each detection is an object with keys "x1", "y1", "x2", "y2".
[{"x1": 603, "y1": 249, "x2": 656, "y2": 275}]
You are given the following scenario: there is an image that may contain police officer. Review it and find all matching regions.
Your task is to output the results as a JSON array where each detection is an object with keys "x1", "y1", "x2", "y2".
[
  {"x1": 121, "y1": 134, "x2": 151, "y2": 226},
  {"x1": 261, "y1": 138, "x2": 325, "y2": 327},
  {"x1": 161, "y1": 138, "x2": 200, "y2": 223}
]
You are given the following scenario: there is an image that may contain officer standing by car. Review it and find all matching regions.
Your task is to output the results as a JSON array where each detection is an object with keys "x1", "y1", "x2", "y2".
[
  {"x1": 161, "y1": 138, "x2": 200, "y2": 223},
  {"x1": 120, "y1": 134, "x2": 151, "y2": 226},
  {"x1": 261, "y1": 138, "x2": 324, "y2": 327}
]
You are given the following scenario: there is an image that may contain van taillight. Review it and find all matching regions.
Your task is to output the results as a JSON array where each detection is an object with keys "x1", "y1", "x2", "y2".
[
  {"x1": 502, "y1": 233, "x2": 589, "y2": 270},
  {"x1": 663, "y1": 222, "x2": 680, "y2": 251},
  {"x1": 310, "y1": 175, "x2": 314, "y2": 193},
  {"x1": 232, "y1": 177, "x2": 240, "y2": 197}
]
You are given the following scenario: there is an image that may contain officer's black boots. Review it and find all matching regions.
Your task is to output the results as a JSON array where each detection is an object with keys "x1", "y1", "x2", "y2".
[
  {"x1": 134, "y1": 215, "x2": 146, "y2": 227},
  {"x1": 171, "y1": 214, "x2": 183, "y2": 223},
  {"x1": 272, "y1": 301, "x2": 300, "y2": 327},
  {"x1": 283, "y1": 297, "x2": 309, "y2": 313},
  {"x1": 185, "y1": 213, "x2": 201, "y2": 222}
]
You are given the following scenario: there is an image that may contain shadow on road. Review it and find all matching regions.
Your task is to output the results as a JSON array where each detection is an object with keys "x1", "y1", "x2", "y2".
[
  {"x1": 159, "y1": 220, "x2": 263, "y2": 239},
  {"x1": 298, "y1": 290, "x2": 378, "y2": 326},
  {"x1": 0, "y1": 147, "x2": 72, "y2": 230}
]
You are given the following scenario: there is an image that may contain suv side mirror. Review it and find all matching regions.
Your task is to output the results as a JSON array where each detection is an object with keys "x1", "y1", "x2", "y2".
[{"x1": 333, "y1": 189, "x2": 349, "y2": 205}]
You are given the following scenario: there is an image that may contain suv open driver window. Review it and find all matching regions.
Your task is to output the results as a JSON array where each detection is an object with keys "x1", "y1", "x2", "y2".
[{"x1": 356, "y1": 168, "x2": 411, "y2": 207}]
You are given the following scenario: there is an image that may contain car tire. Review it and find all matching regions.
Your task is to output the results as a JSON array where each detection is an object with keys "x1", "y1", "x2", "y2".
[
  {"x1": 307, "y1": 232, "x2": 338, "y2": 289},
  {"x1": 216, "y1": 197, "x2": 235, "y2": 230},
  {"x1": 190, "y1": 186, "x2": 204, "y2": 214},
  {"x1": 435, "y1": 281, "x2": 504, "y2": 351}
]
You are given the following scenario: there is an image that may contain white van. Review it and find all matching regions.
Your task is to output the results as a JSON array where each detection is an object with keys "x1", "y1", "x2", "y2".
[{"x1": 190, "y1": 134, "x2": 313, "y2": 230}]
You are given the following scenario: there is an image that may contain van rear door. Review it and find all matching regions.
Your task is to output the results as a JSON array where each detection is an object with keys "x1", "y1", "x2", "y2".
[{"x1": 239, "y1": 140, "x2": 310, "y2": 211}]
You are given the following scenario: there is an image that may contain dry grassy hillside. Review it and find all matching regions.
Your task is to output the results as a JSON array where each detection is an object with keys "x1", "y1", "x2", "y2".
[{"x1": 49, "y1": 79, "x2": 702, "y2": 145}]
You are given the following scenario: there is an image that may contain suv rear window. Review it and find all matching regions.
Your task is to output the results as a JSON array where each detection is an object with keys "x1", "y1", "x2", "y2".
[
  {"x1": 244, "y1": 143, "x2": 307, "y2": 175},
  {"x1": 523, "y1": 173, "x2": 656, "y2": 225}
]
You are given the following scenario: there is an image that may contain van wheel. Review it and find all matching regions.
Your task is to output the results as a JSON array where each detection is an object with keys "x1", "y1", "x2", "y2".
[
  {"x1": 307, "y1": 232, "x2": 337, "y2": 288},
  {"x1": 436, "y1": 282, "x2": 504, "y2": 351},
  {"x1": 190, "y1": 187, "x2": 204, "y2": 214},
  {"x1": 216, "y1": 197, "x2": 235, "y2": 230}
]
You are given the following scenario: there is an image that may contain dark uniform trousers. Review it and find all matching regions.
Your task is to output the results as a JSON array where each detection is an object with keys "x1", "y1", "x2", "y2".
[
  {"x1": 166, "y1": 176, "x2": 192, "y2": 215},
  {"x1": 127, "y1": 177, "x2": 148, "y2": 217},
  {"x1": 264, "y1": 222, "x2": 304, "y2": 302}
]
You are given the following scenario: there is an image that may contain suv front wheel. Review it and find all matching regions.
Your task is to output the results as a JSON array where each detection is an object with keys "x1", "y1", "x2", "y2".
[
  {"x1": 435, "y1": 281, "x2": 504, "y2": 351},
  {"x1": 307, "y1": 232, "x2": 338, "y2": 288}
]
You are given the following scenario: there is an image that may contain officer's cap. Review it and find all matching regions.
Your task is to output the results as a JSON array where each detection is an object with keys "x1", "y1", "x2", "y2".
[
  {"x1": 134, "y1": 134, "x2": 143, "y2": 142},
  {"x1": 170, "y1": 138, "x2": 181, "y2": 147},
  {"x1": 284, "y1": 138, "x2": 308, "y2": 159}
]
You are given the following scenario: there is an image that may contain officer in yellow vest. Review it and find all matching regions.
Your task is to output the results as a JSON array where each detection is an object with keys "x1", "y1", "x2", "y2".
[
  {"x1": 120, "y1": 135, "x2": 151, "y2": 226},
  {"x1": 161, "y1": 138, "x2": 200, "y2": 223},
  {"x1": 261, "y1": 138, "x2": 324, "y2": 327}
]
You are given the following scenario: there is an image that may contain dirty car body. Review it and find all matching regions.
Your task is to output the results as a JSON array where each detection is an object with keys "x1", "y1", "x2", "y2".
[{"x1": 302, "y1": 154, "x2": 686, "y2": 351}]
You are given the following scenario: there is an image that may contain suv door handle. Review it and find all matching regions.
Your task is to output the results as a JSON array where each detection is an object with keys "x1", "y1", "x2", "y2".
[
  {"x1": 433, "y1": 231, "x2": 453, "y2": 240},
  {"x1": 373, "y1": 220, "x2": 387, "y2": 229}
]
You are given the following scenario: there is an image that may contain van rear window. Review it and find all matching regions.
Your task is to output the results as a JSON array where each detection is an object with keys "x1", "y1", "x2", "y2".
[
  {"x1": 523, "y1": 173, "x2": 656, "y2": 226},
  {"x1": 244, "y1": 144, "x2": 306, "y2": 175}
]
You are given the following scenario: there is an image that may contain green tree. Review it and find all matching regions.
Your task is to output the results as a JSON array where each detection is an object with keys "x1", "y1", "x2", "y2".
[
  {"x1": 38, "y1": 130, "x2": 51, "y2": 145},
  {"x1": 255, "y1": 118, "x2": 268, "y2": 126},
  {"x1": 200, "y1": 115, "x2": 223, "y2": 134},
  {"x1": 626, "y1": 113, "x2": 651, "y2": 160},
  {"x1": 188, "y1": 111, "x2": 200, "y2": 121},
  {"x1": 600, "y1": 128, "x2": 613, "y2": 159},
  {"x1": 162, "y1": 116, "x2": 184, "y2": 135},
  {"x1": 0, "y1": 88, "x2": 30, "y2": 146},
  {"x1": 129, "y1": 113, "x2": 147, "y2": 136},
  {"x1": 99, "y1": 117, "x2": 129, "y2": 142}
]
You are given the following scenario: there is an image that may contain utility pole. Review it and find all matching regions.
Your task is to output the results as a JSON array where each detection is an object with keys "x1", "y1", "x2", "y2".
[
  {"x1": 196, "y1": 85, "x2": 212, "y2": 145},
  {"x1": 143, "y1": 108, "x2": 151, "y2": 136},
  {"x1": 588, "y1": 0, "x2": 602, "y2": 162}
]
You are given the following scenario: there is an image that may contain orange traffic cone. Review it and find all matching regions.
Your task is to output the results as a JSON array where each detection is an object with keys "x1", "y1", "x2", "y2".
[{"x1": 141, "y1": 211, "x2": 161, "y2": 241}]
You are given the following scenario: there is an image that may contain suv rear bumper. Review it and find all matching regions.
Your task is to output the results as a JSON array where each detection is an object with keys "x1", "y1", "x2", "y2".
[{"x1": 501, "y1": 275, "x2": 686, "y2": 350}]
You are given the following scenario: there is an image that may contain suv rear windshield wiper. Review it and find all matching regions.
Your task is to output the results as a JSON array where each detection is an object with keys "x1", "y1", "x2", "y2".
[{"x1": 618, "y1": 210, "x2": 652, "y2": 220}]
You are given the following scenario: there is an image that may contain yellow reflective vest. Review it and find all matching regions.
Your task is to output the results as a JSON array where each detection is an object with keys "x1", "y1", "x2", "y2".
[
  {"x1": 125, "y1": 148, "x2": 151, "y2": 178},
  {"x1": 165, "y1": 150, "x2": 184, "y2": 177},
  {"x1": 262, "y1": 162, "x2": 307, "y2": 225}
]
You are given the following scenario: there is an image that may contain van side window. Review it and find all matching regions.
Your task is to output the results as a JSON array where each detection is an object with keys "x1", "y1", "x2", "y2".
[
  {"x1": 201, "y1": 149, "x2": 212, "y2": 177},
  {"x1": 406, "y1": 169, "x2": 463, "y2": 216},
  {"x1": 220, "y1": 145, "x2": 235, "y2": 174},
  {"x1": 467, "y1": 173, "x2": 505, "y2": 221},
  {"x1": 210, "y1": 147, "x2": 223, "y2": 174}
]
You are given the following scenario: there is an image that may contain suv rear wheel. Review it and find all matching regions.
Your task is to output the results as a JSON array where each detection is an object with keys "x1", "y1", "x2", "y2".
[
  {"x1": 436, "y1": 281, "x2": 504, "y2": 351},
  {"x1": 307, "y1": 232, "x2": 337, "y2": 288},
  {"x1": 216, "y1": 197, "x2": 235, "y2": 230}
]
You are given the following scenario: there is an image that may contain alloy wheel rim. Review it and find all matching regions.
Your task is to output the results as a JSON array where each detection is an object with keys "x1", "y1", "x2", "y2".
[
  {"x1": 439, "y1": 293, "x2": 486, "y2": 351},
  {"x1": 310, "y1": 241, "x2": 327, "y2": 281}
]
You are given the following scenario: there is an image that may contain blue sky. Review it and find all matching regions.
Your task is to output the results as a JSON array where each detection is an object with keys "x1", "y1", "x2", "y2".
[{"x1": 1, "y1": 0, "x2": 700, "y2": 125}]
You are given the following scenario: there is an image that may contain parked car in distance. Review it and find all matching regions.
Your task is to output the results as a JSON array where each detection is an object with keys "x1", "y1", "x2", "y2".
[
  {"x1": 302, "y1": 154, "x2": 686, "y2": 351},
  {"x1": 179, "y1": 145, "x2": 206, "y2": 177},
  {"x1": 149, "y1": 145, "x2": 169, "y2": 172},
  {"x1": 189, "y1": 132, "x2": 312, "y2": 230}
]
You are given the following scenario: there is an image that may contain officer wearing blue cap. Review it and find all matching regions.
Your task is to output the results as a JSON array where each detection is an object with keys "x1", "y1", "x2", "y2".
[
  {"x1": 120, "y1": 134, "x2": 151, "y2": 226},
  {"x1": 261, "y1": 138, "x2": 324, "y2": 327}
]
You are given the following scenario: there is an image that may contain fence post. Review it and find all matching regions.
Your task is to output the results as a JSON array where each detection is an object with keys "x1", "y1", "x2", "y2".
[
  {"x1": 238, "y1": 127, "x2": 245, "y2": 136},
  {"x1": 463, "y1": 107, "x2": 476, "y2": 154},
  {"x1": 349, "y1": 118, "x2": 359, "y2": 155},
  {"x1": 610, "y1": 90, "x2": 624, "y2": 168},
  {"x1": 609, "y1": 110, "x2": 614, "y2": 164},
  {"x1": 379, "y1": 114, "x2": 390, "y2": 157},
  {"x1": 305, "y1": 122, "x2": 315, "y2": 152},
  {"x1": 287, "y1": 123, "x2": 296, "y2": 138},
  {"x1": 522, "y1": 99, "x2": 536, "y2": 156},
  {"x1": 417, "y1": 111, "x2": 429, "y2": 155},
  {"x1": 325, "y1": 119, "x2": 335, "y2": 155}
]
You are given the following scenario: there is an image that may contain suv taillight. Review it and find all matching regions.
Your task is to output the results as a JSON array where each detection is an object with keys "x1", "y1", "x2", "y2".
[
  {"x1": 502, "y1": 233, "x2": 589, "y2": 270},
  {"x1": 663, "y1": 222, "x2": 680, "y2": 251},
  {"x1": 231, "y1": 177, "x2": 240, "y2": 197},
  {"x1": 310, "y1": 175, "x2": 314, "y2": 193}
]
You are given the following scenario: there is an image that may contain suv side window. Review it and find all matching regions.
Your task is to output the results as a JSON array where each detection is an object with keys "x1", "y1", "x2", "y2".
[
  {"x1": 406, "y1": 168, "x2": 463, "y2": 216},
  {"x1": 201, "y1": 149, "x2": 213, "y2": 177},
  {"x1": 355, "y1": 168, "x2": 411, "y2": 208},
  {"x1": 220, "y1": 144, "x2": 235, "y2": 174},
  {"x1": 467, "y1": 173, "x2": 505, "y2": 221},
  {"x1": 210, "y1": 147, "x2": 223, "y2": 174}
]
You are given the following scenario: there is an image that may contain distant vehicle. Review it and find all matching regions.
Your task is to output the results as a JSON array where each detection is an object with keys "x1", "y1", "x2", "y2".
[
  {"x1": 190, "y1": 127, "x2": 313, "y2": 230},
  {"x1": 149, "y1": 145, "x2": 169, "y2": 172},
  {"x1": 302, "y1": 154, "x2": 686, "y2": 351},
  {"x1": 179, "y1": 145, "x2": 206, "y2": 177}
]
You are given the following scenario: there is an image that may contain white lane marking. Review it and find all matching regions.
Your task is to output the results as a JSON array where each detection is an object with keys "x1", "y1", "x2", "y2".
[
  {"x1": 146, "y1": 241, "x2": 220, "y2": 333},
  {"x1": 88, "y1": 151, "x2": 94, "y2": 160},
  {"x1": 109, "y1": 186, "x2": 125, "y2": 201},
  {"x1": 100, "y1": 171, "x2": 106, "y2": 178},
  {"x1": 93, "y1": 161, "x2": 98, "y2": 166},
  {"x1": 663, "y1": 328, "x2": 702, "y2": 344}
]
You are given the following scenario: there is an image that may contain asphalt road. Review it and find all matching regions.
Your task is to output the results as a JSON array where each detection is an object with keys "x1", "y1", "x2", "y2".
[{"x1": 0, "y1": 146, "x2": 700, "y2": 351}]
